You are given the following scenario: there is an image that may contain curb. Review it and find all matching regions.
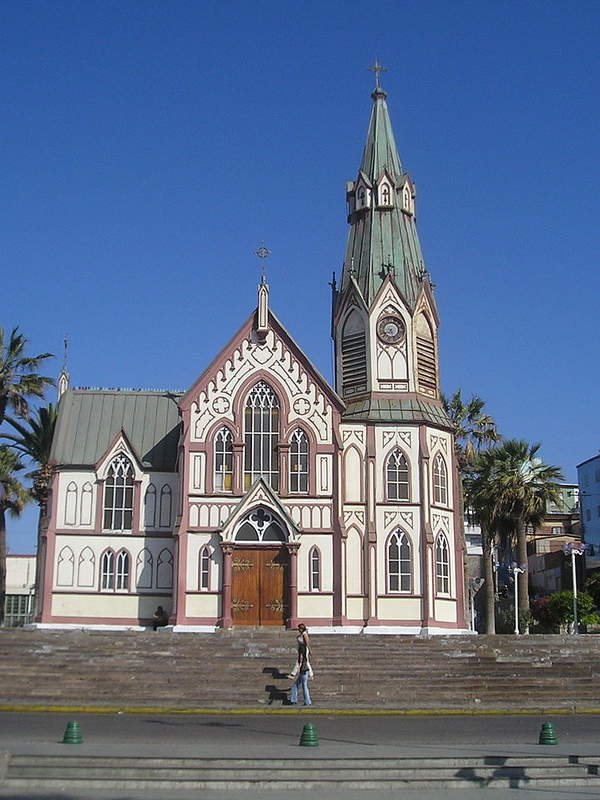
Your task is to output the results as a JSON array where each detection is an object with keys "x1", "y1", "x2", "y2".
[{"x1": 0, "y1": 704, "x2": 597, "y2": 716}]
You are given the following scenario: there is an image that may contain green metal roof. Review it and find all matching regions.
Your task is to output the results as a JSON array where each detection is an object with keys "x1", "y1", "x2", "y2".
[
  {"x1": 343, "y1": 396, "x2": 453, "y2": 428},
  {"x1": 341, "y1": 86, "x2": 431, "y2": 310},
  {"x1": 51, "y1": 389, "x2": 182, "y2": 471}
]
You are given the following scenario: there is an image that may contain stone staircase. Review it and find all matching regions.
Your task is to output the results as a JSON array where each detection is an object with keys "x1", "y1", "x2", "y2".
[
  {"x1": 4, "y1": 753, "x2": 600, "y2": 791},
  {"x1": 1, "y1": 628, "x2": 600, "y2": 711}
]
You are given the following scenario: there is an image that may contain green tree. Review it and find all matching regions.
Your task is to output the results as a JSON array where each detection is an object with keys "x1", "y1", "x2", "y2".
[
  {"x1": 0, "y1": 446, "x2": 30, "y2": 625},
  {"x1": 0, "y1": 326, "x2": 53, "y2": 425},
  {"x1": 3, "y1": 403, "x2": 58, "y2": 507},
  {"x1": 444, "y1": 390, "x2": 500, "y2": 632},
  {"x1": 471, "y1": 440, "x2": 563, "y2": 626},
  {"x1": 443, "y1": 389, "x2": 501, "y2": 472}
]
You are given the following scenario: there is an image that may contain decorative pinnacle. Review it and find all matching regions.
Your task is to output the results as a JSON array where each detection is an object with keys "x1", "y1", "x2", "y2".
[
  {"x1": 368, "y1": 60, "x2": 387, "y2": 90},
  {"x1": 62, "y1": 335, "x2": 69, "y2": 373},
  {"x1": 254, "y1": 242, "x2": 271, "y2": 285}
]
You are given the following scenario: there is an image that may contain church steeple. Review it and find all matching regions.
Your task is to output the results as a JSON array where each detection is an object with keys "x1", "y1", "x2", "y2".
[
  {"x1": 333, "y1": 69, "x2": 443, "y2": 410},
  {"x1": 338, "y1": 70, "x2": 431, "y2": 312}
]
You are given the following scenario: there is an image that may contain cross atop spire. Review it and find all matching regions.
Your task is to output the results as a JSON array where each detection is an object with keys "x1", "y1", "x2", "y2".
[
  {"x1": 368, "y1": 60, "x2": 387, "y2": 91},
  {"x1": 254, "y1": 242, "x2": 271, "y2": 285}
]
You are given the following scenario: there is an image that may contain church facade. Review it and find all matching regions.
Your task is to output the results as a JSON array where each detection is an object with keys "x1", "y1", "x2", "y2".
[{"x1": 37, "y1": 79, "x2": 468, "y2": 634}]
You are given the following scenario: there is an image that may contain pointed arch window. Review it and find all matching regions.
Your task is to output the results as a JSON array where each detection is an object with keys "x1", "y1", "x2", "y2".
[
  {"x1": 433, "y1": 453, "x2": 448, "y2": 506},
  {"x1": 116, "y1": 550, "x2": 130, "y2": 591},
  {"x1": 77, "y1": 547, "x2": 95, "y2": 587},
  {"x1": 103, "y1": 454, "x2": 134, "y2": 531},
  {"x1": 199, "y1": 546, "x2": 211, "y2": 590},
  {"x1": 214, "y1": 427, "x2": 233, "y2": 492},
  {"x1": 157, "y1": 548, "x2": 174, "y2": 589},
  {"x1": 136, "y1": 548, "x2": 153, "y2": 589},
  {"x1": 341, "y1": 309, "x2": 367, "y2": 396},
  {"x1": 387, "y1": 531, "x2": 412, "y2": 592},
  {"x1": 290, "y1": 428, "x2": 309, "y2": 493},
  {"x1": 416, "y1": 313, "x2": 437, "y2": 395},
  {"x1": 386, "y1": 450, "x2": 409, "y2": 501},
  {"x1": 309, "y1": 547, "x2": 321, "y2": 591},
  {"x1": 57, "y1": 546, "x2": 75, "y2": 587},
  {"x1": 380, "y1": 184, "x2": 391, "y2": 206},
  {"x1": 100, "y1": 550, "x2": 115, "y2": 591},
  {"x1": 435, "y1": 533, "x2": 450, "y2": 595},
  {"x1": 244, "y1": 381, "x2": 280, "y2": 491},
  {"x1": 65, "y1": 482, "x2": 78, "y2": 526}
]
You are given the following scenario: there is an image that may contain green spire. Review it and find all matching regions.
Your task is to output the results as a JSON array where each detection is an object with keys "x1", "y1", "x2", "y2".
[{"x1": 341, "y1": 78, "x2": 431, "y2": 310}]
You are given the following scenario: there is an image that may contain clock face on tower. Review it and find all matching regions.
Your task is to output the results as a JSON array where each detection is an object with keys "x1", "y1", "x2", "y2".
[{"x1": 377, "y1": 315, "x2": 405, "y2": 345}]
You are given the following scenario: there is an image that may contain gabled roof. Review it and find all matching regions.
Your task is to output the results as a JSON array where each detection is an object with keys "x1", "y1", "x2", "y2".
[
  {"x1": 340, "y1": 85, "x2": 432, "y2": 312},
  {"x1": 180, "y1": 307, "x2": 344, "y2": 412},
  {"x1": 51, "y1": 389, "x2": 181, "y2": 471}
]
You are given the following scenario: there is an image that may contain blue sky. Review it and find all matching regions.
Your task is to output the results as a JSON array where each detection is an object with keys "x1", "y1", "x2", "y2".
[{"x1": 3, "y1": 1, "x2": 600, "y2": 552}]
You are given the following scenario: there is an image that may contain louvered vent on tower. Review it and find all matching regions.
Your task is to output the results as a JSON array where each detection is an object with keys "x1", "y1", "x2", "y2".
[
  {"x1": 416, "y1": 313, "x2": 437, "y2": 396},
  {"x1": 341, "y1": 309, "x2": 367, "y2": 396}
]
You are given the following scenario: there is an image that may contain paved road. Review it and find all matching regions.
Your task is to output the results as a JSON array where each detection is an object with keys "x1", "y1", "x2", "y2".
[{"x1": 2, "y1": 712, "x2": 600, "y2": 799}]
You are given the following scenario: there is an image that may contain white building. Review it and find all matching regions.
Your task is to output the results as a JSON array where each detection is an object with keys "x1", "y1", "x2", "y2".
[{"x1": 36, "y1": 77, "x2": 468, "y2": 634}]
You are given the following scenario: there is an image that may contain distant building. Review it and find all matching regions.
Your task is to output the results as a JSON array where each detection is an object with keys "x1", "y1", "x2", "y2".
[
  {"x1": 577, "y1": 454, "x2": 600, "y2": 567},
  {"x1": 527, "y1": 484, "x2": 581, "y2": 595},
  {"x1": 4, "y1": 555, "x2": 36, "y2": 627}
]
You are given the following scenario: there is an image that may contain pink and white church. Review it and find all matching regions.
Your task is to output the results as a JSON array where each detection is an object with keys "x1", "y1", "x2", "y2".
[{"x1": 36, "y1": 78, "x2": 468, "y2": 634}]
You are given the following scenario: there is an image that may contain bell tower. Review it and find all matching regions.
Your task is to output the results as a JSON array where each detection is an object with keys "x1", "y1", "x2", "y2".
[{"x1": 332, "y1": 66, "x2": 442, "y2": 415}]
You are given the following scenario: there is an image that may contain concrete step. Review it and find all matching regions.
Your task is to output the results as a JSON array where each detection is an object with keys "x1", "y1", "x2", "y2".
[{"x1": 4, "y1": 754, "x2": 600, "y2": 790}]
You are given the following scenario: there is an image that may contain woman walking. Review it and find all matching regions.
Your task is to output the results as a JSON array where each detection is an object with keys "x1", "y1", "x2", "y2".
[{"x1": 289, "y1": 623, "x2": 313, "y2": 706}]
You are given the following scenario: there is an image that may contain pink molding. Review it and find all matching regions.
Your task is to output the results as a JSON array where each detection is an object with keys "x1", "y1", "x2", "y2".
[
  {"x1": 132, "y1": 480, "x2": 142, "y2": 533},
  {"x1": 38, "y1": 471, "x2": 60, "y2": 622},
  {"x1": 94, "y1": 480, "x2": 105, "y2": 531},
  {"x1": 220, "y1": 542, "x2": 234, "y2": 628},
  {"x1": 174, "y1": 532, "x2": 188, "y2": 624}
]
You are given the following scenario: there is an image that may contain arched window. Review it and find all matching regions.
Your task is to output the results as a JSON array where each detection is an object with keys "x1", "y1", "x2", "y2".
[
  {"x1": 157, "y1": 548, "x2": 174, "y2": 589},
  {"x1": 103, "y1": 454, "x2": 134, "y2": 531},
  {"x1": 290, "y1": 429, "x2": 309, "y2": 493},
  {"x1": 65, "y1": 482, "x2": 78, "y2": 526},
  {"x1": 234, "y1": 509, "x2": 286, "y2": 542},
  {"x1": 358, "y1": 186, "x2": 366, "y2": 207},
  {"x1": 77, "y1": 547, "x2": 95, "y2": 587},
  {"x1": 435, "y1": 533, "x2": 450, "y2": 595},
  {"x1": 144, "y1": 484, "x2": 156, "y2": 528},
  {"x1": 214, "y1": 428, "x2": 233, "y2": 492},
  {"x1": 159, "y1": 484, "x2": 172, "y2": 527},
  {"x1": 244, "y1": 382, "x2": 279, "y2": 490},
  {"x1": 387, "y1": 532, "x2": 412, "y2": 592},
  {"x1": 381, "y1": 184, "x2": 391, "y2": 205},
  {"x1": 100, "y1": 550, "x2": 115, "y2": 591},
  {"x1": 433, "y1": 453, "x2": 448, "y2": 505},
  {"x1": 199, "y1": 546, "x2": 211, "y2": 590},
  {"x1": 386, "y1": 450, "x2": 409, "y2": 501},
  {"x1": 57, "y1": 546, "x2": 74, "y2": 586},
  {"x1": 341, "y1": 309, "x2": 367, "y2": 396},
  {"x1": 136, "y1": 548, "x2": 153, "y2": 589},
  {"x1": 309, "y1": 547, "x2": 321, "y2": 591},
  {"x1": 116, "y1": 550, "x2": 130, "y2": 591}
]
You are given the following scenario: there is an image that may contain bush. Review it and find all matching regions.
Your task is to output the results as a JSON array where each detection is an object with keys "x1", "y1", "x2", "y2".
[{"x1": 548, "y1": 591, "x2": 599, "y2": 632}]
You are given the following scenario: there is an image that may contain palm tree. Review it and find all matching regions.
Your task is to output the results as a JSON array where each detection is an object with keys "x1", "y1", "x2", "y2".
[
  {"x1": 483, "y1": 440, "x2": 563, "y2": 619},
  {"x1": 469, "y1": 441, "x2": 563, "y2": 631},
  {"x1": 442, "y1": 389, "x2": 501, "y2": 472},
  {"x1": 2, "y1": 404, "x2": 58, "y2": 620},
  {"x1": 0, "y1": 446, "x2": 30, "y2": 626},
  {"x1": 0, "y1": 326, "x2": 53, "y2": 425},
  {"x1": 443, "y1": 390, "x2": 500, "y2": 630},
  {"x1": 3, "y1": 404, "x2": 58, "y2": 509}
]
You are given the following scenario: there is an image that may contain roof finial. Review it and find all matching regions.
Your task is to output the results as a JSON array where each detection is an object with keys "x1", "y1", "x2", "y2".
[
  {"x1": 368, "y1": 60, "x2": 387, "y2": 91},
  {"x1": 254, "y1": 242, "x2": 271, "y2": 285},
  {"x1": 58, "y1": 335, "x2": 70, "y2": 399}
]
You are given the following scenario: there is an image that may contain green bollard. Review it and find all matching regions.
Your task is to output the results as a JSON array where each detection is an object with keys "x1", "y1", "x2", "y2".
[
  {"x1": 299, "y1": 723, "x2": 319, "y2": 747},
  {"x1": 538, "y1": 722, "x2": 558, "y2": 745},
  {"x1": 62, "y1": 720, "x2": 83, "y2": 744}
]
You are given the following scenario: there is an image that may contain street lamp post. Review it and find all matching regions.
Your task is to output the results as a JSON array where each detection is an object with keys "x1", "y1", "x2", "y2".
[
  {"x1": 511, "y1": 562, "x2": 526, "y2": 635},
  {"x1": 562, "y1": 542, "x2": 587, "y2": 634}
]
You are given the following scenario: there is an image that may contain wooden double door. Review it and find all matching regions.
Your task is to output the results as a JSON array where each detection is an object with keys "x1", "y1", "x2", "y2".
[{"x1": 231, "y1": 547, "x2": 289, "y2": 626}]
